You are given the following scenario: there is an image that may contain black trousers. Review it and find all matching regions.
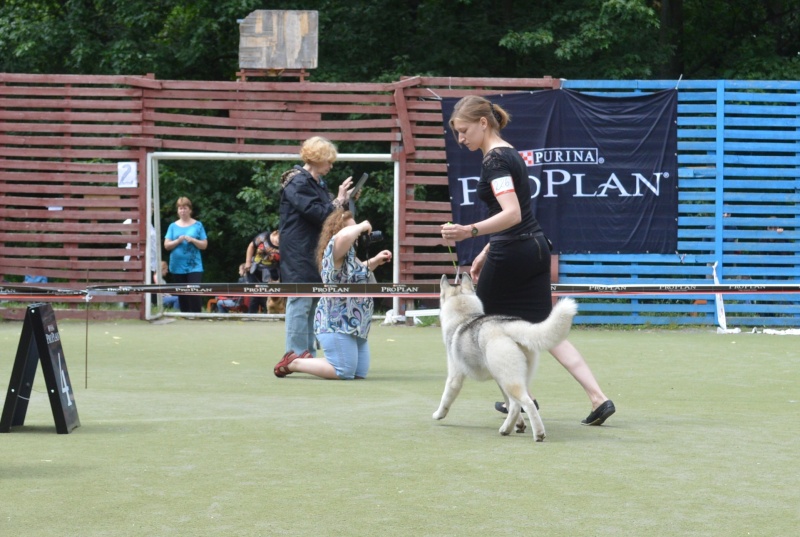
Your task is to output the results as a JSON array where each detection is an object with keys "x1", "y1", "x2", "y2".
[{"x1": 171, "y1": 271, "x2": 203, "y2": 313}]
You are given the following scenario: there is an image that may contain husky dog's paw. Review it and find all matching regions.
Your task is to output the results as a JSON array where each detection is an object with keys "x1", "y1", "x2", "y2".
[
  {"x1": 515, "y1": 418, "x2": 527, "y2": 434},
  {"x1": 432, "y1": 409, "x2": 448, "y2": 420}
]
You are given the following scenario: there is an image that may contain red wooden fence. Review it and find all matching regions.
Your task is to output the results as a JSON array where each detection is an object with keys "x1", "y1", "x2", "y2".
[{"x1": 0, "y1": 73, "x2": 560, "y2": 319}]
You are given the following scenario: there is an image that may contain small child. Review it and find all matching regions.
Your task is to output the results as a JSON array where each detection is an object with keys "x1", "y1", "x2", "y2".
[
  {"x1": 247, "y1": 230, "x2": 281, "y2": 283},
  {"x1": 246, "y1": 230, "x2": 283, "y2": 314}
]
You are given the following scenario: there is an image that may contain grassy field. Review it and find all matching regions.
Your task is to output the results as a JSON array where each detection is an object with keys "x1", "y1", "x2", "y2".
[{"x1": 1, "y1": 316, "x2": 798, "y2": 536}]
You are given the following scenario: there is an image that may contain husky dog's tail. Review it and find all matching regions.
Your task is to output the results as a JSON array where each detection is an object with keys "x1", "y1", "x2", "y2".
[{"x1": 502, "y1": 298, "x2": 578, "y2": 353}]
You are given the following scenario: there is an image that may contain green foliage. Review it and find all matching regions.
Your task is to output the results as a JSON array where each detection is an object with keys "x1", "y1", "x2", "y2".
[
  {"x1": 0, "y1": 0, "x2": 262, "y2": 78},
  {"x1": 683, "y1": 0, "x2": 800, "y2": 79},
  {"x1": 499, "y1": 0, "x2": 667, "y2": 79},
  {"x1": 232, "y1": 162, "x2": 284, "y2": 238},
  {"x1": 2, "y1": 0, "x2": 798, "y2": 81}
]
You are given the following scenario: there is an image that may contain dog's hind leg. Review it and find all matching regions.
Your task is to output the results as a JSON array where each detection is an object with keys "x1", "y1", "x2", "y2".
[
  {"x1": 520, "y1": 396, "x2": 545, "y2": 442},
  {"x1": 514, "y1": 413, "x2": 527, "y2": 434},
  {"x1": 497, "y1": 379, "x2": 528, "y2": 435},
  {"x1": 494, "y1": 383, "x2": 527, "y2": 434},
  {"x1": 432, "y1": 373, "x2": 465, "y2": 420},
  {"x1": 499, "y1": 398, "x2": 523, "y2": 436}
]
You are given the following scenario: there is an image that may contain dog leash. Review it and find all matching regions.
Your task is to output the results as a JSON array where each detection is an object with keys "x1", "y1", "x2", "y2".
[{"x1": 444, "y1": 231, "x2": 461, "y2": 283}]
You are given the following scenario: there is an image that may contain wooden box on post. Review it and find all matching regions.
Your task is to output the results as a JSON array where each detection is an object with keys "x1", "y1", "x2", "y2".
[
  {"x1": 237, "y1": 9, "x2": 318, "y2": 80},
  {"x1": 0, "y1": 303, "x2": 80, "y2": 434}
]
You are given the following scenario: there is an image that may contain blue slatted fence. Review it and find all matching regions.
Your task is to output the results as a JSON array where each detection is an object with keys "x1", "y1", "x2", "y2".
[{"x1": 560, "y1": 80, "x2": 799, "y2": 326}]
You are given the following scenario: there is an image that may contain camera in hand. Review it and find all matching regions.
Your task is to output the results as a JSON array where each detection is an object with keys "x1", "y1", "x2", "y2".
[{"x1": 360, "y1": 230, "x2": 383, "y2": 247}]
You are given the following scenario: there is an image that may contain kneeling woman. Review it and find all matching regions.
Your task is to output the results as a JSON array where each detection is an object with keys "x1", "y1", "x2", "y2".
[{"x1": 274, "y1": 210, "x2": 392, "y2": 379}]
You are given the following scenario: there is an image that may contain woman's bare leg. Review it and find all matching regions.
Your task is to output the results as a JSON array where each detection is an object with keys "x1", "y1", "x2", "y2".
[
  {"x1": 289, "y1": 357, "x2": 339, "y2": 380},
  {"x1": 549, "y1": 339, "x2": 609, "y2": 410}
]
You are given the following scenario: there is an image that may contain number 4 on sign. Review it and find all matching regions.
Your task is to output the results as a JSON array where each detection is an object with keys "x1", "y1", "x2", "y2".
[{"x1": 58, "y1": 353, "x2": 72, "y2": 408}]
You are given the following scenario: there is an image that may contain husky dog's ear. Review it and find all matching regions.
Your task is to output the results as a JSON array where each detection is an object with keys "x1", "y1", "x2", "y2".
[
  {"x1": 460, "y1": 274, "x2": 474, "y2": 292},
  {"x1": 440, "y1": 274, "x2": 451, "y2": 290}
]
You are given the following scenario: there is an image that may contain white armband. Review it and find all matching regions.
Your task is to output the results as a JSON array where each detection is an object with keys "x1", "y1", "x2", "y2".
[{"x1": 490, "y1": 176, "x2": 515, "y2": 196}]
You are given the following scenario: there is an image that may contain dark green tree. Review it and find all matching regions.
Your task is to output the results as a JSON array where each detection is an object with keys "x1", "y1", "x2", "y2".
[{"x1": 3, "y1": 1, "x2": 798, "y2": 81}]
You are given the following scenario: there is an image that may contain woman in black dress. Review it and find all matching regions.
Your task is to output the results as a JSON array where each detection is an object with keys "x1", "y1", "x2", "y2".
[{"x1": 441, "y1": 95, "x2": 615, "y2": 426}]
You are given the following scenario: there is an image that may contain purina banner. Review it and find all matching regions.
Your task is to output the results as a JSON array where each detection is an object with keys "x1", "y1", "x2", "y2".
[{"x1": 442, "y1": 89, "x2": 678, "y2": 264}]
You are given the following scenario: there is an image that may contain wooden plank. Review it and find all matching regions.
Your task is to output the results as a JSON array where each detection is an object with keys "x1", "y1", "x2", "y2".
[
  {"x1": 725, "y1": 104, "x2": 800, "y2": 116},
  {"x1": 0, "y1": 123, "x2": 141, "y2": 135},
  {"x1": 0, "y1": 196, "x2": 139, "y2": 208},
  {"x1": 0, "y1": 148, "x2": 140, "y2": 159},
  {"x1": 405, "y1": 223, "x2": 449, "y2": 234},
  {"x1": 0, "y1": 160, "x2": 117, "y2": 173},
  {"x1": 405, "y1": 200, "x2": 451, "y2": 211},
  {"x1": 0, "y1": 220, "x2": 141, "y2": 233},
  {"x1": 0, "y1": 246, "x2": 143, "y2": 257},
  {"x1": 142, "y1": 92, "x2": 395, "y2": 107},
  {"x1": 141, "y1": 124, "x2": 398, "y2": 141},
  {"x1": 725, "y1": 130, "x2": 800, "y2": 141},
  {"x1": 0, "y1": 98, "x2": 143, "y2": 110},
  {"x1": 405, "y1": 162, "x2": 447, "y2": 173},
  {"x1": 415, "y1": 76, "x2": 561, "y2": 89},
  {"x1": 2, "y1": 258, "x2": 144, "y2": 271},
  {"x1": 405, "y1": 176, "x2": 448, "y2": 186},
  {"x1": 0, "y1": 209, "x2": 140, "y2": 221},
  {"x1": 725, "y1": 155, "x2": 800, "y2": 166},
  {"x1": 0, "y1": 233, "x2": 139, "y2": 245},
  {"x1": 725, "y1": 117, "x2": 799, "y2": 127},
  {"x1": 409, "y1": 137, "x2": 444, "y2": 149},
  {"x1": 0, "y1": 135, "x2": 140, "y2": 147},
  {"x1": 403, "y1": 212, "x2": 454, "y2": 223},
  {"x1": 152, "y1": 79, "x2": 390, "y2": 92},
  {"x1": 0, "y1": 111, "x2": 143, "y2": 122},
  {"x1": 0, "y1": 86, "x2": 142, "y2": 98},
  {"x1": 411, "y1": 125, "x2": 449, "y2": 137},
  {"x1": 0, "y1": 73, "x2": 155, "y2": 86},
  {"x1": 399, "y1": 237, "x2": 451, "y2": 247},
  {"x1": 393, "y1": 86, "x2": 416, "y2": 154},
  {"x1": 0, "y1": 269, "x2": 144, "y2": 281},
  {"x1": 153, "y1": 137, "x2": 388, "y2": 154},
  {"x1": 725, "y1": 80, "x2": 800, "y2": 90},
  {"x1": 0, "y1": 172, "x2": 117, "y2": 184},
  {"x1": 229, "y1": 110, "x2": 321, "y2": 121},
  {"x1": 145, "y1": 110, "x2": 392, "y2": 129},
  {"x1": 410, "y1": 149, "x2": 447, "y2": 160}
]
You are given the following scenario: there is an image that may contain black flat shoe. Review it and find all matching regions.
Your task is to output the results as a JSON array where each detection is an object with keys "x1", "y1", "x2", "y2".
[
  {"x1": 581, "y1": 400, "x2": 615, "y2": 426},
  {"x1": 494, "y1": 399, "x2": 539, "y2": 414}
]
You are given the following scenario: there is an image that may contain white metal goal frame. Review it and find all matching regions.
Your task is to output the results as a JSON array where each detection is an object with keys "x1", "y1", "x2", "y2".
[{"x1": 145, "y1": 151, "x2": 398, "y2": 320}]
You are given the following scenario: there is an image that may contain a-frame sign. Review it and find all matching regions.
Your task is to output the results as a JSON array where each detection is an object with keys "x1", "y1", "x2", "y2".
[{"x1": 0, "y1": 303, "x2": 80, "y2": 434}]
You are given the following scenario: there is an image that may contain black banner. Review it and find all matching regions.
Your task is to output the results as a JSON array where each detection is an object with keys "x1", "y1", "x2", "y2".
[{"x1": 442, "y1": 89, "x2": 678, "y2": 263}]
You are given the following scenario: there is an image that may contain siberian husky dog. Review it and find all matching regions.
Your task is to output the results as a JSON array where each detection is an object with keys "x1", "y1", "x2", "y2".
[{"x1": 433, "y1": 274, "x2": 578, "y2": 441}]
